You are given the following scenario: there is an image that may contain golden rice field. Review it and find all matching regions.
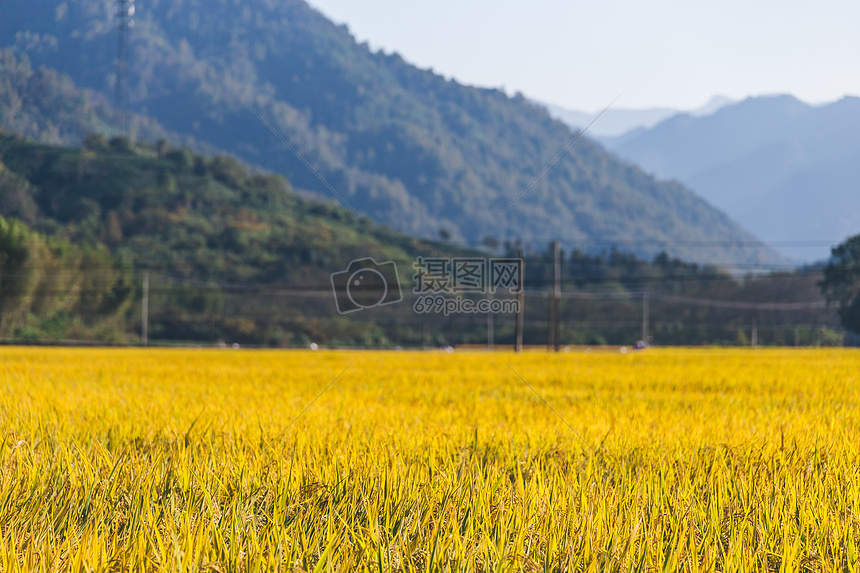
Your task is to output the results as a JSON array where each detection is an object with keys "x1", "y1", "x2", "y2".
[{"x1": 1, "y1": 347, "x2": 860, "y2": 572}]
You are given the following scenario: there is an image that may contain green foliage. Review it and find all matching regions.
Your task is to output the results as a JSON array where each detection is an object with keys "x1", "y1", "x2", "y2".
[
  {"x1": 0, "y1": 130, "x2": 838, "y2": 347},
  {"x1": 0, "y1": 165, "x2": 39, "y2": 224},
  {"x1": 510, "y1": 242, "x2": 836, "y2": 347},
  {"x1": 166, "y1": 148, "x2": 194, "y2": 172},
  {"x1": 82, "y1": 133, "x2": 108, "y2": 151},
  {"x1": 109, "y1": 136, "x2": 133, "y2": 154},
  {"x1": 820, "y1": 235, "x2": 860, "y2": 334},
  {"x1": 0, "y1": 49, "x2": 214, "y2": 157},
  {"x1": 0, "y1": 213, "x2": 133, "y2": 339},
  {"x1": 0, "y1": 129, "x2": 465, "y2": 344}
]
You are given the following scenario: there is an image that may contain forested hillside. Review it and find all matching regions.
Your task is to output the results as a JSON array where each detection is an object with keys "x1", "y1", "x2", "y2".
[
  {"x1": 0, "y1": 129, "x2": 461, "y2": 344},
  {"x1": 0, "y1": 0, "x2": 781, "y2": 266},
  {"x1": 0, "y1": 130, "x2": 837, "y2": 346},
  {"x1": 0, "y1": 50, "x2": 165, "y2": 147},
  {"x1": 0, "y1": 213, "x2": 133, "y2": 341}
]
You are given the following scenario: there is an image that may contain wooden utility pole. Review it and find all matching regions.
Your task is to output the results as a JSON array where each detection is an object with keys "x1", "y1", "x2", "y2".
[
  {"x1": 751, "y1": 313, "x2": 758, "y2": 348},
  {"x1": 487, "y1": 292, "x2": 494, "y2": 351},
  {"x1": 141, "y1": 271, "x2": 149, "y2": 346},
  {"x1": 515, "y1": 249, "x2": 524, "y2": 352},
  {"x1": 642, "y1": 291, "x2": 649, "y2": 344},
  {"x1": 547, "y1": 293, "x2": 554, "y2": 352}
]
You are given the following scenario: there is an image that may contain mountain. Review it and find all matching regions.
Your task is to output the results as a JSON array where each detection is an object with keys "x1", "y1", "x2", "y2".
[
  {"x1": 0, "y1": 127, "x2": 449, "y2": 286},
  {"x1": 0, "y1": 0, "x2": 780, "y2": 266},
  {"x1": 601, "y1": 95, "x2": 860, "y2": 261},
  {"x1": 1, "y1": 130, "x2": 835, "y2": 347},
  {"x1": 0, "y1": 48, "x2": 228, "y2": 166},
  {"x1": 0, "y1": 49, "x2": 158, "y2": 146},
  {"x1": 0, "y1": 127, "x2": 482, "y2": 345},
  {"x1": 544, "y1": 96, "x2": 734, "y2": 138}
]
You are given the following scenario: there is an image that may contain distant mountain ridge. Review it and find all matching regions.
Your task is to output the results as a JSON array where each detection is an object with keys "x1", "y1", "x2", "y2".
[
  {"x1": 544, "y1": 96, "x2": 735, "y2": 138},
  {"x1": 600, "y1": 94, "x2": 860, "y2": 261},
  {"x1": 0, "y1": 0, "x2": 781, "y2": 266}
]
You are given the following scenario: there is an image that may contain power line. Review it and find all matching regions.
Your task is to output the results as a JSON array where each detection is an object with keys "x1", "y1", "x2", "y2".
[
  {"x1": 148, "y1": 274, "x2": 833, "y2": 312},
  {"x1": 653, "y1": 293, "x2": 827, "y2": 311}
]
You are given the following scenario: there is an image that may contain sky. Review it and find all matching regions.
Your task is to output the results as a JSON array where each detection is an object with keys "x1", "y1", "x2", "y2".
[{"x1": 308, "y1": 0, "x2": 860, "y2": 112}]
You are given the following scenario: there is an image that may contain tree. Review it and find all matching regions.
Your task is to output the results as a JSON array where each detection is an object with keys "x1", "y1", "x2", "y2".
[
  {"x1": 109, "y1": 136, "x2": 133, "y2": 153},
  {"x1": 820, "y1": 235, "x2": 860, "y2": 334},
  {"x1": 166, "y1": 147, "x2": 194, "y2": 172},
  {"x1": 481, "y1": 235, "x2": 499, "y2": 251},
  {"x1": 156, "y1": 139, "x2": 170, "y2": 159},
  {"x1": 82, "y1": 132, "x2": 108, "y2": 151}
]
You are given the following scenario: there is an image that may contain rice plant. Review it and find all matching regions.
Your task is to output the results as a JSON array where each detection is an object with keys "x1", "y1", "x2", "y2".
[{"x1": 1, "y1": 347, "x2": 858, "y2": 571}]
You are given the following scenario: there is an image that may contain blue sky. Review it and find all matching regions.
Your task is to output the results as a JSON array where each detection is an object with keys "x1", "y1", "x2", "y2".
[{"x1": 309, "y1": 0, "x2": 860, "y2": 112}]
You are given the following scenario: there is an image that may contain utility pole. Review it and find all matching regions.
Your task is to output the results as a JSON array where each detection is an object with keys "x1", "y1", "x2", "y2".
[
  {"x1": 642, "y1": 291, "x2": 649, "y2": 344},
  {"x1": 141, "y1": 271, "x2": 149, "y2": 346},
  {"x1": 553, "y1": 240, "x2": 561, "y2": 352},
  {"x1": 515, "y1": 249, "x2": 524, "y2": 353},
  {"x1": 487, "y1": 292, "x2": 494, "y2": 351},
  {"x1": 547, "y1": 293, "x2": 554, "y2": 352},
  {"x1": 812, "y1": 314, "x2": 818, "y2": 346},
  {"x1": 751, "y1": 313, "x2": 758, "y2": 348}
]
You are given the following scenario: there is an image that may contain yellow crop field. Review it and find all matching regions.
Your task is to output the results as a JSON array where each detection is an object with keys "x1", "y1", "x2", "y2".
[{"x1": 1, "y1": 347, "x2": 860, "y2": 571}]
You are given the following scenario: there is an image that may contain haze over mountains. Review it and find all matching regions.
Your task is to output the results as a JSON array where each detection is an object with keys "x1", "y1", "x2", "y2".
[
  {"x1": 600, "y1": 95, "x2": 860, "y2": 261},
  {"x1": 0, "y1": 0, "x2": 783, "y2": 266},
  {"x1": 545, "y1": 96, "x2": 735, "y2": 138}
]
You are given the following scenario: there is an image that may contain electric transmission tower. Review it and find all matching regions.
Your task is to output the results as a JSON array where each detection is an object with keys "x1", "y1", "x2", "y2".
[{"x1": 115, "y1": 0, "x2": 135, "y2": 136}]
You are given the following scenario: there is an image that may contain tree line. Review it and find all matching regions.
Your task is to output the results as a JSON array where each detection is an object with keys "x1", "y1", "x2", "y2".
[{"x1": 0, "y1": 128, "x2": 859, "y2": 346}]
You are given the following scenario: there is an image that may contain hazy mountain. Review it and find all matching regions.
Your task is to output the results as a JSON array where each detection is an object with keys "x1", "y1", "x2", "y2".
[
  {"x1": 601, "y1": 95, "x2": 860, "y2": 261},
  {"x1": 0, "y1": 49, "x2": 216, "y2": 153},
  {"x1": 545, "y1": 96, "x2": 734, "y2": 138},
  {"x1": 0, "y1": 0, "x2": 779, "y2": 266}
]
